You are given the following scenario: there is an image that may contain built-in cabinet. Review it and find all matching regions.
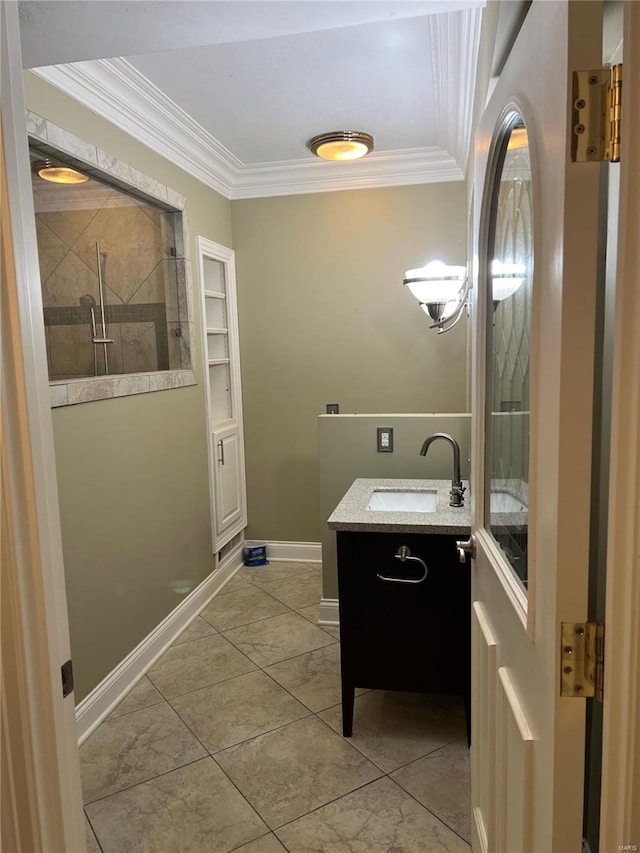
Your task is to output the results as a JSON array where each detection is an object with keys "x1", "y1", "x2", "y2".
[
  {"x1": 196, "y1": 237, "x2": 247, "y2": 552},
  {"x1": 336, "y1": 530, "x2": 471, "y2": 741}
]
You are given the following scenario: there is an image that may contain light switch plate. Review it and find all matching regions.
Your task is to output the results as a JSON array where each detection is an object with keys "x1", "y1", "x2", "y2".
[{"x1": 377, "y1": 427, "x2": 393, "y2": 452}]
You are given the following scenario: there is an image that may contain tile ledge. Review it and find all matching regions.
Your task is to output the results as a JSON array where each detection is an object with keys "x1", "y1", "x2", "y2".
[{"x1": 50, "y1": 370, "x2": 197, "y2": 407}]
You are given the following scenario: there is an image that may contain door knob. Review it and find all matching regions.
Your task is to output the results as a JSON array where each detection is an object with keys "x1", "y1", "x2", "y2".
[{"x1": 456, "y1": 535, "x2": 476, "y2": 564}]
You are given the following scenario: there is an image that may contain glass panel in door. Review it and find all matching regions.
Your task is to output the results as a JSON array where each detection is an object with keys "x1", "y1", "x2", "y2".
[{"x1": 485, "y1": 116, "x2": 533, "y2": 594}]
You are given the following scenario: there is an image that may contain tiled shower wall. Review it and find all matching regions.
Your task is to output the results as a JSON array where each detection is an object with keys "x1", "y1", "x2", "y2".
[{"x1": 34, "y1": 181, "x2": 180, "y2": 380}]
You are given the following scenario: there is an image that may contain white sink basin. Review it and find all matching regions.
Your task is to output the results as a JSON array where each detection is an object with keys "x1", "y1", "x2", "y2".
[
  {"x1": 490, "y1": 491, "x2": 527, "y2": 513},
  {"x1": 367, "y1": 490, "x2": 437, "y2": 512}
]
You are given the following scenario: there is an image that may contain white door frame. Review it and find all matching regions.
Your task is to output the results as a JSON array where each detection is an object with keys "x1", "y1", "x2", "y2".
[
  {"x1": 600, "y1": 2, "x2": 640, "y2": 847},
  {"x1": 1, "y1": 2, "x2": 85, "y2": 849}
]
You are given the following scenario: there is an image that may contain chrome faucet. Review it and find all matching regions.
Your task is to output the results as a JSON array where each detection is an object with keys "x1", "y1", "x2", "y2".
[{"x1": 419, "y1": 433, "x2": 465, "y2": 507}]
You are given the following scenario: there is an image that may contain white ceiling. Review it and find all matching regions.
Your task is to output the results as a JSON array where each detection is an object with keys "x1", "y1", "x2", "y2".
[{"x1": 19, "y1": 1, "x2": 487, "y2": 198}]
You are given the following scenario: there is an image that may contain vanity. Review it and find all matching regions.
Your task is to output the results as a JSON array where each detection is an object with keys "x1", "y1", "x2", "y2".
[{"x1": 328, "y1": 477, "x2": 472, "y2": 741}]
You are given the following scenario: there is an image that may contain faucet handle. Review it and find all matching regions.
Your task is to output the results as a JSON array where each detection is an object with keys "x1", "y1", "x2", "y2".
[{"x1": 449, "y1": 484, "x2": 465, "y2": 507}]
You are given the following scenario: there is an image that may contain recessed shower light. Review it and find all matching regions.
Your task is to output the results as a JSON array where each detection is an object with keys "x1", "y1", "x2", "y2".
[
  {"x1": 307, "y1": 131, "x2": 374, "y2": 162},
  {"x1": 32, "y1": 159, "x2": 89, "y2": 184}
]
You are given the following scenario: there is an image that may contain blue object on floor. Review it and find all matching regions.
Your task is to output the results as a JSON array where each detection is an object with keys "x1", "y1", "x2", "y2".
[{"x1": 244, "y1": 545, "x2": 269, "y2": 566}]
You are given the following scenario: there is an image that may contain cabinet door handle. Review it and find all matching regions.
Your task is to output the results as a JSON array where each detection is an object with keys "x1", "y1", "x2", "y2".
[
  {"x1": 377, "y1": 552, "x2": 428, "y2": 584},
  {"x1": 217, "y1": 440, "x2": 225, "y2": 465}
]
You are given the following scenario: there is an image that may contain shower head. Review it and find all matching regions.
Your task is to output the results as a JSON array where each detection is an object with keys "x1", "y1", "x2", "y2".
[{"x1": 79, "y1": 294, "x2": 96, "y2": 309}]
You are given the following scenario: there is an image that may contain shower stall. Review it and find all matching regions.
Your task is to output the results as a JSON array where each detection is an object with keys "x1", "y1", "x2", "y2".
[{"x1": 30, "y1": 146, "x2": 186, "y2": 382}]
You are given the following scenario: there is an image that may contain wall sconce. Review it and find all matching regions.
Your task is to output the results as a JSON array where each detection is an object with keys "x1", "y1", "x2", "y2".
[
  {"x1": 403, "y1": 261, "x2": 469, "y2": 334},
  {"x1": 403, "y1": 259, "x2": 527, "y2": 334}
]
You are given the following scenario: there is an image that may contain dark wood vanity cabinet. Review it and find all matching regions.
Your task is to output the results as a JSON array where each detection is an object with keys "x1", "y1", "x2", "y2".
[{"x1": 336, "y1": 530, "x2": 471, "y2": 739}]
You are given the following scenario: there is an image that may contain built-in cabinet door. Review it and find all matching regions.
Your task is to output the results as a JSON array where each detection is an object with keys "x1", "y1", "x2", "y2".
[
  {"x1": 470, "y1": 2, "x2": 604, "y2": 851},
  {"x1": 197, "y1": 237, "x2": 247, "y2": 553},
  {"x1": 212, "y1": 425, "x2": 244, "y2": 540}
]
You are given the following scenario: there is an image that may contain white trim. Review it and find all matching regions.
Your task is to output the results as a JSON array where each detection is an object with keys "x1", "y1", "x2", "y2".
[
  {"x1": 428, "y1": 6, "x2": 483, "y2": 174},
  {"x1": 600, "y1": 3, "x2": 640, "y2": 846},
  {"x1": 75, "y1": 544, "x2": 244, "y2": 744},
  {"x1": 245, "y1": 540, "x2": 322, "y2": 563},
  {"x1": 33, "y1": 59, "x2": 239, "y2": 198},
  {"x1": 30, "y1": 23, "x2": 487, "y2": 200},
  {"x1": 1, "y1": 3, "x2": 85, "y2": 849},
  {"x1": 319, "y1": 598, "x2": 340, "y2": 627},
  {"x1": 228, "y1": 148, "x2": 463, "y2": 199}
]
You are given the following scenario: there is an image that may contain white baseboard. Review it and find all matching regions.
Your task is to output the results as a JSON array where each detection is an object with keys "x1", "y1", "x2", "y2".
[
  {"x1": 245, "y1": 540, "x2": 322, "y2": 563},
  {"x1": 319, "y1": 598, "x2": 340, "y2": 626},
  {"x1": 75, "y1": 543, "x2": 245, "y2": 745}
]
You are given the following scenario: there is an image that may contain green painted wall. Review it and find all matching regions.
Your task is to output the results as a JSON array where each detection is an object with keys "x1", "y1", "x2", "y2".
[
  {"x1": 231, "y1": 184, "x2": 468, "y2": 544},
  {"x1": 24, "y1": 72, "x2": 231, "y2": 700}
]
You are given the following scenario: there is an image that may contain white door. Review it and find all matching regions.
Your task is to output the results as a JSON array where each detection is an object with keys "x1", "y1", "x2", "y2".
[
  {"x1": 1, "y1": 2, "x2": 85, "y2": 850},
  {"x1": 212, "y1": 424, "x2": 244, "y2": 539},
  {"x1": 470, "y1": 2, "x2": 604, "y2": 851},
  {"x1": 196, "y1": 237, "x2": 248, "y2": 552}
]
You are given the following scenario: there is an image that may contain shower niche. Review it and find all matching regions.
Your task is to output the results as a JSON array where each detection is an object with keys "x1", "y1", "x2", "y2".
[{"x1": 29, "y1": 138, "x2": 191, "y2": 388}]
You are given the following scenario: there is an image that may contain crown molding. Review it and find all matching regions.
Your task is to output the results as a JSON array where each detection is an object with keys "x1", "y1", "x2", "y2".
[
  {"x1": 428, "y1": 5, "x2": 483, "y2": 174},
  {"x1": 33, "y1": 59, "x2": 241, "y2": 198},
  {"x1": 230, "y1": 147, "x2": 463, "y2": 199},
  {"x1": 32, "y1": 9, "x2": 482, "y2": 201}
]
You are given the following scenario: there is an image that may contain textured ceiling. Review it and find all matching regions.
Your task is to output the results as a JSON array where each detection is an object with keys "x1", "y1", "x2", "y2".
[{"x1": 20, "y1": 1, "x2": 487, "y2": 196}]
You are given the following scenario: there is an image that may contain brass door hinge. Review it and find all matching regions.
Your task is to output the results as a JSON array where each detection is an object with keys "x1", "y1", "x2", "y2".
[
  {"x1": 572, "y1": 64, "x2": 622, "y2": 163},
  {"x1": 560, "y1": 622, "x2": 605, "y2": 702}
]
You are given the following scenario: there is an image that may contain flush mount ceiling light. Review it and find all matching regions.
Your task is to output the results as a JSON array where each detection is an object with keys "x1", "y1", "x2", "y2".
[
  {"x1": 32, "y1": 159, "x2": 89, "y2": 185},
  {"x1": 403, "y1": 260, "x2": 469, "y2": 334},
  {"x1": 307, "y1": 131, "x2": 374, "y2": 162}
]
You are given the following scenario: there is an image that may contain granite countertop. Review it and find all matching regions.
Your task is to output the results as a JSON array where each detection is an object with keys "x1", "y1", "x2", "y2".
[{"x1": 327, "y1": 478, "x2": 472, "y2": 534}]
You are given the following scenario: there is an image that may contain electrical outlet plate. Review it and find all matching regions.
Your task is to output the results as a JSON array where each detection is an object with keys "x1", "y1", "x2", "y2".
[
  {"x1": 326, "y1": 403, "x2": 340, "y2": 414},
  {"x1": 377, "y1": 427, "x2": 393, "y2": 452}
]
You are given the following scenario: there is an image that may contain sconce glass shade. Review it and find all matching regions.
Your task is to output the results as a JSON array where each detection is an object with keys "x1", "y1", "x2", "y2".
[
  {"x1": 491, "y1": 260, "x2": 526, "y2": 303},
  {"x1": 403, "y1": 261, "x2": 468, "y2": 330}
]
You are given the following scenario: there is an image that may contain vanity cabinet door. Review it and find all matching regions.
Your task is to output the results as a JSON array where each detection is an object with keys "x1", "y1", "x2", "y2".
[{"x1": 336, "y1": 531, "x2": 470, "y2": 698}]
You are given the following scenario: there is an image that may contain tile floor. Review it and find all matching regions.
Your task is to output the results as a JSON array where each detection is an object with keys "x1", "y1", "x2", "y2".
[{"x1": 81, "y1": 561, "x2": 471, "y2": 853}]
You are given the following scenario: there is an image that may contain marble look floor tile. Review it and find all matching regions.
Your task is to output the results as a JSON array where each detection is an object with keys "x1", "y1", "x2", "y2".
[
  {"x1": 80, "y1": 703, "x2": 206, "y2": 803},
  {"x1": 86, "y1": 758, "x2": 267, "y2": 853},
  {"x1": 233, "y1": 833, "x2": 288, "y2": 853},
  {"x1": 265, "y1": 645, "x2": 365, "y2": 713},
  {"x1": 171, "y1": 670, "x2": 310, "y2": 752},
  {"x1": 318, "y1": 690, "x2": 467, "y2": 773},
  {"x1": 296, "y1": 605, "x2": 341, "y2": 639},
  {"x1": 85, "y1": 817, "x2": 101, "y2": 853},
  {"x1": 173, "y1": 615, "x2": 217, "y2": 644},
  {"x1": 215, "y1": 716, "x2": 381, "y2": 829},
  {"x1": 242, "y1": 561, "x2": 318, "y2": 587},
  {"x1": 147, "y1": 634, "x2": 257, "y2": 699},
  {"x1": 216, "y1": 572, "x2": 253, "y2": 595},
  {"x1": 200, "y1": 585, "x2": 289, "y2": 631},
  {"x1": 257, "y1": 576, "x2": 322, "y2": 611},
  {"x1": 221, "y1": 612, "x2": 335, "y2": 668},
  {"x1": 296, "y1": 603, "x2": 320, "y2": 623},
  {"x1": 275, "y1": 776, "x2": 470, "y2": 852},
  {"x1": 391, "y1": 739, "x2": 471, "y2": 842},
  {"x1": 107, "y1": 676, "x2": 164, "y2": 720}
]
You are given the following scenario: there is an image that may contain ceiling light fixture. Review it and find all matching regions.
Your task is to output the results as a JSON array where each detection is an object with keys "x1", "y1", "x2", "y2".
[
  {"x1": 32, "y1": 159, "x2": 89, "y2": 185},
  {"x1": 307, "y1": 131, "x2": 374, "y2": 162}
]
